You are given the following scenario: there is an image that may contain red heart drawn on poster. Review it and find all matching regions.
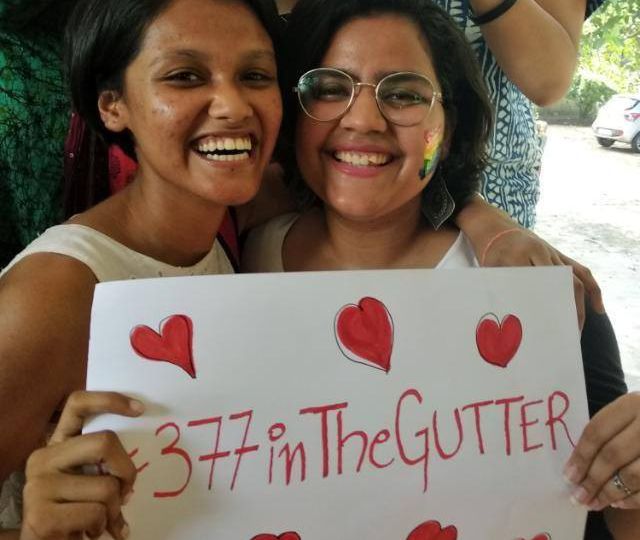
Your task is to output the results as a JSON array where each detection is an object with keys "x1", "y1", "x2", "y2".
[
  {"x1": 250, "y1": 533, "x2": 301, "y2": 540},
  {"x1": 514, "y1": 535, "x2": 551, "y2": 540},
  {"x1": 407, "y1": 520, "x2": 458, "y2": 540},
  {"x1": 334, "y1": 297, "x2": 394, "y2": 372},
  {"x1": 130, "y1": 314, "x2": 196, "y2": 378},
  {"x1": 475, "y1": 313, "x2": 523, "y2": 368}
]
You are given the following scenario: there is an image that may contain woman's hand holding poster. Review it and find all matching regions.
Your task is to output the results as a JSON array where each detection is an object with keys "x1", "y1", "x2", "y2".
[{"x1": 86, "y1": 267, "x2": 588, "y2": 539}]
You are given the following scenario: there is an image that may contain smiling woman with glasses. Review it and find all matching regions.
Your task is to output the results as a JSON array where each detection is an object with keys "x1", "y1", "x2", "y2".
[
  {"x1": 242, "y1": 1, "x2": 639, "y2": 537},
  {"x1": 295, "y1": 68, "x2": 443, "y2": 126},
  {"x1": 277, "y1": 0, "x2": 492, "y2": 226}
]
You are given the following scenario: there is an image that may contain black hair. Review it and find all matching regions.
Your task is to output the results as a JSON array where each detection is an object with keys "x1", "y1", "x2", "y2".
[
  {"x1": 282, "y1": 0, "x2": 493, "y2": 219},
  {"x1": 64, "y1": 0, "x2": 285, "y2": 156}
]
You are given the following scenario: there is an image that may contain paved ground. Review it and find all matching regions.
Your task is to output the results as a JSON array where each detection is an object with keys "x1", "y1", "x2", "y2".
[{"x1": 535, "y1": 124, "x2": 640, "y2": 390}]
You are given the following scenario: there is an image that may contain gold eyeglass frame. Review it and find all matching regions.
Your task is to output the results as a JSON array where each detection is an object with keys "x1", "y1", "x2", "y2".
[{"x1": 294, "y1": 67, "x2": 443, "y2": 126}]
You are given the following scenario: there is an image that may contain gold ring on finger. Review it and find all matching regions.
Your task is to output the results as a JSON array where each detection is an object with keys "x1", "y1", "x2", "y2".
[{"x1": 612, "y1": 471, "x2": 634, "y2": 497}]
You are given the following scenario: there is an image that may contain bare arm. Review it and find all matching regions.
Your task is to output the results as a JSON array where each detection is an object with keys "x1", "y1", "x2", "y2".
[
  {"x1": 454, "y1": 195, "x2": 605, "y2": 327},
  {"x1": 469, "y1": 0, "x2": 587, "y2": 105},
  {"x1": 605, "y1": 509, "x2": 640, "y2": 539},
  {"x1": 0, "y1": 254, "x2": 96, "y2": 481}
]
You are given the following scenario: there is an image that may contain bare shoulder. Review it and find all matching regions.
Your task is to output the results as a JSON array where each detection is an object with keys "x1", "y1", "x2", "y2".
[
  {"x1": 1, "y1": 251, "x2": 97, "y2": 316},
  {"x1": 0, "y1": 253, "x2": 97, "y2": 478}
]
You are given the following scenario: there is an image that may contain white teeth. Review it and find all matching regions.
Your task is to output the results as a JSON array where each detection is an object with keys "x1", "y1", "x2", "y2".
[
  {"x1": 195, "y1": 136, "x2": 252, "y2": 153},
  {"x1": 334, "y1": 151, "x2": 390, "y2": 166},
  {"x1": 204, "y1": 152, "x2": 250, "y2": 162}
]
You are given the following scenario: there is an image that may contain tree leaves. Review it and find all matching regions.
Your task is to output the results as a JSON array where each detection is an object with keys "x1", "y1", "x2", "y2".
[{"x1": 579, "y1": 0, "x2": 640, "y2": 93}]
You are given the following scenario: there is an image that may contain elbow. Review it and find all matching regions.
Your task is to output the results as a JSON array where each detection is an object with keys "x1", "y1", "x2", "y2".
[
  {"x1": 531, "y1": 92, "x2": 564, "y2": 108},
  {"x1": 527, "y1": 76, "x2": 573, "y2": 107},
  {"x1": 522, "y1": 64, "x2": 577, "y2": 107}
]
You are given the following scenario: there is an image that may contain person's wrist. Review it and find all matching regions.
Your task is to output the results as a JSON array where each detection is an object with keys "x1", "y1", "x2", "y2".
[
  {"x1": 469, "y1": 0, "x2": 519, "y2": 25},
  {"x1": 480, "y1": 228, "x2": 523, "y2": 266}
]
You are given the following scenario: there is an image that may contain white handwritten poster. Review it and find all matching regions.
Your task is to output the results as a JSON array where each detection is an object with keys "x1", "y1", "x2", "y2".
[{"x1": 86, "y1": 267, "x2": 589, "y2": 540}]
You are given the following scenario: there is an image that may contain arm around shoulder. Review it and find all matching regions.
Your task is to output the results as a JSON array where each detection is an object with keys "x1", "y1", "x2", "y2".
[{"x1": 0, "y1": 253, "x2": 97, "y2": 481}]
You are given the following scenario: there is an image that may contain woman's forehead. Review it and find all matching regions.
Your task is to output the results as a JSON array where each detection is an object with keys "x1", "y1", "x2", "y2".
[
  {"x1": 321, "y1": 15, "x2": 435, "y2": 76},
  {"x1": 142, "y1": 0, "x2": 274, "y2": 52}
]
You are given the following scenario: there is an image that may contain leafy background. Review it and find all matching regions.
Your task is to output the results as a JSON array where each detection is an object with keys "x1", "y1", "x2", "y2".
[{"x1": 557, "y1": 0, "x2": 640, "y2": 122}]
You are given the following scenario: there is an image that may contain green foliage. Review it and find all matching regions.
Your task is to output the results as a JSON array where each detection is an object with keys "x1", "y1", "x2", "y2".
[
  {"x1": 564, "y1": 0, "x2": 640, "y2": 122},
  {"x1": 578, "y1": 0, "x2": 640, "y2": 93},
  {"x1": 567, "y1": 75, "x2": 616, "y2": 121}
]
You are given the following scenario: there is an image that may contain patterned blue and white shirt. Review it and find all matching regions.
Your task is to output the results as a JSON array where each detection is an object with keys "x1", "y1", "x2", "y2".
[{"x1": 434, "y1": 0, "x2": 605, "y2": 228}]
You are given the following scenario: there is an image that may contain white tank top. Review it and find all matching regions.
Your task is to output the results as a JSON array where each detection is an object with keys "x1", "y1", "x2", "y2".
[
  {"x1": 1, "y1": 224, "x2": 234, "y2": 281},
  {"x1": 242, "y1": 213, "x2": 478, "y2": 272}
]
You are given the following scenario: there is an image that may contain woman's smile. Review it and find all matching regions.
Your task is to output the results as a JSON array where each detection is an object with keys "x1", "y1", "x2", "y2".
[
  {"x1": 327, "y1": 144, "x2": 396, "y2": 178},
  {"x1": 191, "y1": 133, "x2": 256, "y2": 164}
]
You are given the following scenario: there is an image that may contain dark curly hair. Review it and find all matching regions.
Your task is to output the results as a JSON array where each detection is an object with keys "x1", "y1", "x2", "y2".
[
  {"x1": 282, "y1": 0, "x2": 493, "y2": 220},
  {"x1": 64, "y1": 0, "x2": 285, "y2": 157}
]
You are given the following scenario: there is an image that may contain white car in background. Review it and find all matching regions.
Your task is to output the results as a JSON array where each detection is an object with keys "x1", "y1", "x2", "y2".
[{"x1": 592, "y1": 94, "x2": 640, "y2": 153}]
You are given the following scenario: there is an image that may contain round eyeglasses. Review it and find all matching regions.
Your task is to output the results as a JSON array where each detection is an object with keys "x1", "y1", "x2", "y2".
[{"x1": 294, "y1": 68, "x2": 443, "y2": 127}]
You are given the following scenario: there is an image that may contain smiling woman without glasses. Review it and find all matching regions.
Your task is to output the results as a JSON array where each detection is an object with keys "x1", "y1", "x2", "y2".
[
  {"x1": 0, "y1": 0, "x2": 282, "y2": 537},
  {"x1": 243, "y1": 0, "x2": 640, "y2": 538}
]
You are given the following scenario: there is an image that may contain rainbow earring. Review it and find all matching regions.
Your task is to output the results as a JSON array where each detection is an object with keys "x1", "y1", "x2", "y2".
[{"x1": 419, "y1": 128, "x2": 442, "y2": 180}]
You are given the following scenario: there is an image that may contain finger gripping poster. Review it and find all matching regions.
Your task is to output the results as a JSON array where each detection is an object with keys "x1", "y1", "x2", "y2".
[{"x1": 86, "y1": 267, "x2": 589, "y2": 539}]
